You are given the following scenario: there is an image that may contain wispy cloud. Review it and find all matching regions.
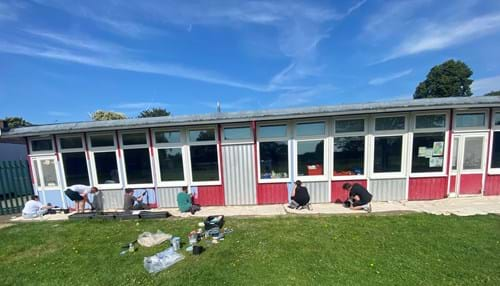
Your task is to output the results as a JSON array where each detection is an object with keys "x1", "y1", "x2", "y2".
[
  {"x1": 379, "y1": 13, "x2": 500, "y2": 63},
  {"x1": 112, "y1": 102, "x2": 168, "y2": 110},
  {"x1": 472, "y1": 74, "x2": 500, "y2": 96},
  {"x1": 268, "y1": 84, "x2": 336, "y2": 108},
  {"x1": 368, "y1": 69, "x2": 412, "y2": 85}
]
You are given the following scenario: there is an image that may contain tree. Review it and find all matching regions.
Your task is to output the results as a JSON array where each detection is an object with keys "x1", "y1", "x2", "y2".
[
  {"x1": 138, "y1": 107, "x2": 171, "y2": 118},
  {"x1": 3, "y1": 117, "x2": 32, "y2": 128},
  {"x1": 484, "y1": 90, "x2": 500, "y2": 96},
  {"x1": 90, "y1": 110, "x2": 127, "y2": 121},
  {"x1": 413, "y1": 60, "x2": 473, "y2": 99}
]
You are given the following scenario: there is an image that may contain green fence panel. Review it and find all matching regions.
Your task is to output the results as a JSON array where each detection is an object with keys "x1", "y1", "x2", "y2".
[{"x1": 0, "y1": 160, "x2": 34, "y2": 215}]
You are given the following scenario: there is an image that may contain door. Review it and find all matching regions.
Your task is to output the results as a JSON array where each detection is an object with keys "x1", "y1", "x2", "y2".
[{"x1": 450, "y1": 134, "x2": 487, "y2": 195}]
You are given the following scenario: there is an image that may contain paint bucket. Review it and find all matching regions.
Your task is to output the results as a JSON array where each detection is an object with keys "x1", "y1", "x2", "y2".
[{"x1": 171, "y1": 237, "x2": 181, "y2": 251}]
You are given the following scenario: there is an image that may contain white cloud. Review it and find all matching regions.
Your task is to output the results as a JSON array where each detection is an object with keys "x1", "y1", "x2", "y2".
[
  {"x1": 472, "y1": 75, "x2": 500, "y2": 95},
  {"x1": 368, "y1": 69, "x2": 412, "y2": 85}
]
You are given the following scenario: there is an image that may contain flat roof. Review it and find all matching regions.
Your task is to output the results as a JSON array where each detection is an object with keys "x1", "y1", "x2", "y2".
[{"x1": 2, "y1": 96, "x2": 500, "y2": 139}]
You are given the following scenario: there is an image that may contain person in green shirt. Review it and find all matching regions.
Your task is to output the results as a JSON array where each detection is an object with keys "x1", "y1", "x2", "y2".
[{"x1": 177, "y1": 186, "x2": 201, "y2": 214}]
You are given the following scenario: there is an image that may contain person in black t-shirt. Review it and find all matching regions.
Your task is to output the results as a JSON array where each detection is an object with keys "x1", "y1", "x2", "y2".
[
  {"x1": 288, "y1": 180, "x2": 311, "y2": 210},
  {"x1": 342, "y1": 183, "x2": 372, "y2": 212}
]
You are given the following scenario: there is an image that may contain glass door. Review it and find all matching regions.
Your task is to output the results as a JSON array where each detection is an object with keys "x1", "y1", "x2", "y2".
[{"x1": 450, "y1": 134, "x2": 487, "y2": 195}]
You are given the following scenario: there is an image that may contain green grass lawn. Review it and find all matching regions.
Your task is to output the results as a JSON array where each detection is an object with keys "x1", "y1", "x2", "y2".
[{"x1": 0, "y1": 214, "x2": 499, "y2": 285}]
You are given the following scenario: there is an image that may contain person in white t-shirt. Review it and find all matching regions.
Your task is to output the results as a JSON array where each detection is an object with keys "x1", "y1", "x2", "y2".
[
  {"x1": 64, "y1": 185, "x2": 99, "y2": 213},
  {"x1": 22, "y1": 195, "x2": 53, "y2": 218}
]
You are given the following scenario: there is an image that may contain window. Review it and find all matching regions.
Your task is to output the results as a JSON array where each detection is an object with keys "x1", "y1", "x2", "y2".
[
  {"x1": 155, "y1": 131, "x2": 181, "y2": 144},
  {"x1": 190, "y1": 145, "x2": 219, "y2": 181},
  {"x1": 411, "y1": 132, "x2": 445, "y2": 173},
  {"x1": 491, "y1": 132, "x2": 500, "y2": 169},
  {"x1": 455, "y1": 113, "x2": 485, "y2": 128},
  {"x1": 374, "y1": 136, "x2": 403, "y2": 173},
  {"x1": 121, "y1": 132, "x2": 152, "y2": 185},
  {"x1": 334, "y1": 136, "x2": 364, "y2": 176},
  {"x1": 495, "y1": 113, "x2": 500, "y2": 126},
  {"x1": 31, "y1": 138, "x2": 53, "y2": 152},
  {"x1": 223, "y1": 126, "x2": 252, "y2": 141},
  {"x1": 296, "y1": 122, "x2": 325, "y2": 137},
  {"x1": 260, "y1": 141, "x2": 288, "y2": 179},
  {"x1": 335, "y1": 119, "x2": 364, "y2": 133},
  {"x1": 60, "y1": 137, "x2": 83, "y2": 149},
  {"x1": 259, "y1": 125, "x2": 287, "y2": 138},
  {"x1": 59, "y1": 135, "x2": 90, "y2": 186},
  {"x1": 88, "y1": 133, "x2": 121, "y2": 186},
  {"x1": 297, "y1": 140, "x2": 324, "y2": 176},
  {"x1": 452, "y1": 137, "x2": 459, "y2": 171},
  {"x1": 463, "y1": 137, "x2": 483, "y2": 170},
  {"x1": 189, "y1": 129, "x2": 215, "y2": 142},
  {"x1": 375, "y1": 117, "x2": 405, "y2": 131},
  {"x1": 415, "y1": 115, "x2": 446, "y2": 129},
  {"x1": 33, "y1": 158, "x2": 58, "y2": 188},
  {"x1": 158, "y1": 148, "x2": 184, "y2": 181},
  {"x1": 90, "y1": 134, "x2": 114, "y2": 147}
]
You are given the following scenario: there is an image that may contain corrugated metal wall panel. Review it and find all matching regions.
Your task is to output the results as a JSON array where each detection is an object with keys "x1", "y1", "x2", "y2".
[
  {"x1": 304, "y1": 181, "x2": 329, "y2": 203},
  {"x1": 157, "y1": 187, "x2": 181, "y2": 208},
  {"x1": 196, "y1": 185, "x2": 225, "y2": 206},
  {"x1": 101, "y1": 189, "x2": 123, "y2": 209},
  {"x1": 370, "y1": 179, "x2": 407, "y2": 201},
  {"x1": 222, "y1": 144, "x2": 256, "y2": 205},
  {"x1": 408, "y1": 177, "x2": 447, "y2": 200},
  {"x1": 331, "y1": 180, "x2": 368, "y2": 203},
  {"x1": 485, "y1": 175, "x2": 500, "y2": 196},
  {"x1": 257, "y1": 183, "x2": 288, "y2": 204},
  {"x1": 459, "y1": 174, "x2": 482, "y2": 194}
]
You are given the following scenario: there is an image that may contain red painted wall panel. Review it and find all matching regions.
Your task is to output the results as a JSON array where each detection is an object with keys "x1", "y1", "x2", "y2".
[
  {"x1": 257, "y1": 183, "x2": 288, "y2": 204},
  {"x1": 195, "y1": 185, "x2": 225, "y2": 206},
  {"x1": 449, "y1": 176, "x2": 456, "y2": 194},
  {"x1": 484, "y1": 175, "x2": 500, "y2": 196},
  {"x1": 408, "y1": 177, "x2": 447, "y2": 200},
  {"x1": 331, "y1": 180, "x2": 367, "y2": 203},
  {"x1": 459, "y1": 174, "x2": 482, "y2": 195}
]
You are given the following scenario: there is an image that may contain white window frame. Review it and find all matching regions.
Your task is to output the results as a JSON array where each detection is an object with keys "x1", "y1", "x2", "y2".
[
  {"x1": 332, "y1": 116, "x2": 368, "y2": 181},
  {"x1": 119, "y1": 130, "x2": 155, "y2": 188},
  {"x1": 370, "y1": 113, "x2": 408, "y2": 179},
  {"x1": 30, "y1": 155, "x2": 61, "y2": 191},
  {"x1": 488, "y1": 109, "x2": 500, "y2": 174},
  {"x1": 87, "y1": 132, "x2": 122, "y2": 189},
  {"x1": 152, "y1": 128, "x2": 188, "y2": 187},
  {"x1": 187, "y1": 126, "x2": 222, "y2": 186},
  {"x1": 293, "y1": 120, "x2": 327, "y2": 182},
  {"x1": 57, "y1": 134, "x2": 92, "y2": 188},
  {"x1": 453, "y1": 109, "x2": 488, "y2": 132},
  {"x1": 451, "y1": 133, "x2": 488, "y2": 175},
  {"x1": 221, "y1": 124, "x2": 253, "y2": 145},
  {"x1": 29, "y1": 136, "x2": 55, "y2": 155},
  {"x1": 257, "y1": 121, "x2": 291, "y2": 183},
  {"x1": 409, "y1": 111, "x2": 449, "y2": 178}
]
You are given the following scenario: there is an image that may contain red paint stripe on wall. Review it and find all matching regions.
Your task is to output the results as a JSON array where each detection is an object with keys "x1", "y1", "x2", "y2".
[
  {"x1": 449, "y1": 176, "x2": 456, "y2": 194},
  {"x1": 408, "y1": 177, "x2": 447, "y2": 200},
  {"x1": 257, "y1": 183, "x2": 288, "y2": 204},
  {"x1": 459, "y1": 174, "x2": 482, "y2": 194},
  {"x1": 331, "y1": 180, "x2": 367, "y2": 203},
  {"x1": 195, "y1": 185, "x2": 225, "y2": 206},
  {"x1": 484, "y1": 175, "x2": 500, "y2": 196}
]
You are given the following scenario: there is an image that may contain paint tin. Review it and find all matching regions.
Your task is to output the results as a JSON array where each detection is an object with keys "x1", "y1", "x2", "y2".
[{"x1": 171, "y1": 237, "x2": 181, "y2": 251}]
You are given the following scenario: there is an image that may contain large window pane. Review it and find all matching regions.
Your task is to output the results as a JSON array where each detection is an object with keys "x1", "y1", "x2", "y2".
[
  {"x1": 411, "y1": 132, "x2": 445, "y2": 173},
  {"x1": 223, "y1": 127, "x2": 252, "y2": 140},
  {"x1": 60, "y1": 137, "x2": 83, "y2": 149},
  {"x1": 491, "y1": 132, "x2": 500, "y2": 168},
  {"x1": 189, "y1": 129, "x2": 215, "y2": 142},
  {"x1": 33, "y1": 161, "x2": 41, "y2": 187},
  {"x1": 158, "y1": 148, "x2": 184, "y2": 181},
  {"x1": 463, "y1": 137, "x2": 483, "y2": 170},
  {"x1": 335, "y1": 119, "x2": 364, "y2": 133},
  {"x1": 190, "y1": 145, "x2": 219, "y2": 181},
  {"x1": 375, "y1": 117, "x2": 405, "y2": 131},
  {"x1": 296, "y1": 122, "x2": 325, "y2": 137},
  {"x1": 259, "y1": 125, "x2": 287, "y2": 138},
  {"x1": 260, "y1": 141, "x2": 288, "y2": 179},
  {"x1": 495, "y1": 113, "x2": 500, "y2": 126},
  {"x1": 123, "y1": 133, "x2": 147, "y2": 145},
  {"x1": 456, "y1": 113, "x2": 485, "y2": 128},
  {"x1": 297, "y1": 140, "x2": 324, "y2": 176},
  {"x1": 123, "y1": 149, "x2": 152, "y2": 184},
  {"x1": 334, "y1": 136, "x2": 364, "y2": 176},
  {"x1": 452, "y1": 138, "x2": 459, "y2": 170},
  {"x1": 62, "y1": 152, "x2": 89, "y2": 185},
  {"x1": 415, "y1": 115, "x2": 446, "y2": 129},
  {"x1": 374, "y1": 136, "x2": 402, "y2": 173},
  {"x1": 32, "y1": 139, "x2": 53, "y2": 152},
  {"x1": 90, "y1": 135, "x2": 114, "y2": 147},
  {"x1": 40, "y1": 159, "x2": 58, "y2": 187},
  {"x1": 94, "y1": 152, "x2": 120, "y2": 184},
  {"x1": 155, "y1": 131, "x2": 181, "y2": 144}
]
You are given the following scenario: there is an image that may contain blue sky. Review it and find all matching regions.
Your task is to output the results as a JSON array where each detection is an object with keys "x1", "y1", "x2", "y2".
[{"x1": 1, "y1": 0, "x2": 500, "y2": 124}]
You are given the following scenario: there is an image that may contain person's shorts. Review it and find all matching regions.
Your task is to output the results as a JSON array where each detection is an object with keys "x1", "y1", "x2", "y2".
[{"x1": 65, "y1": 189, "x2": 83, "y2": 201}]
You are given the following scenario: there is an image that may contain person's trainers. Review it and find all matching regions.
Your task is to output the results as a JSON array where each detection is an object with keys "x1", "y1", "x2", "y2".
[{"x1": 366, "y1": 203, "x2": 372, "y2": 213}]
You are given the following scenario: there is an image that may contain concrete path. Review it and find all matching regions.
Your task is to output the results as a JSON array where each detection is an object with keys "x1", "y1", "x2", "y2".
[{"x1": 5, "y1": 196, "x2": 500, "y2": 223}]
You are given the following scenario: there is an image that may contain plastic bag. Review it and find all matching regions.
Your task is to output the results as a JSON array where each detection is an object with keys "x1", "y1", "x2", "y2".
[
  {"x1": 144, "y1": 247, "x2": 184, "y2": 273},
  {"x1": 138, "y1": 230, "x2": 172, "y2": 247}
]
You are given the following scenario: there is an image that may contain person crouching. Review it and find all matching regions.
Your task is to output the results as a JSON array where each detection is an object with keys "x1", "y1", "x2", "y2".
[
  {"x1": 288, "y1": 180, "x2": 311, "y2": 210},
  {"x1": 342, "y1": 183, "x2": 372, "y2": 212}
]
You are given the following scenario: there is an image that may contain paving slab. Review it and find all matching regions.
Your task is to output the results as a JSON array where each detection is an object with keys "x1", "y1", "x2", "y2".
[
  {"x1": 285, "y1": 201, "x2": 414, "y2": 215},
  {"x1": 403, "y1": 196, "x2": 500, "y2": 216}
]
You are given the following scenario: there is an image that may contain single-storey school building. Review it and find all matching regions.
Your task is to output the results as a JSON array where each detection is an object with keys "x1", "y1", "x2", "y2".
[{"x1": 1, "y1": 96, "x2": 500, "y2": 209}]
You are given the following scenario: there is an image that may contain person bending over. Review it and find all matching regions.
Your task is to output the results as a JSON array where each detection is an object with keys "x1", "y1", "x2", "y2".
[
  {"x1": 288, "y1": 180, "x2": 311, "y2": 210},
  {"x1": 22, "y1": 195, "x2": 53, "y2": 218},
  {"x1": 177, "y1": 186, "x2": 201, "y2": 214},
  {"x1": 123, "y1": 189, "x2": 148, "y2": 211},
  {"x1": 342, "y1": 183, "x2": 372, "y2": 212},
  {"x1": 64, "y1": 185, "x2": 98, "y2": 213}
]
